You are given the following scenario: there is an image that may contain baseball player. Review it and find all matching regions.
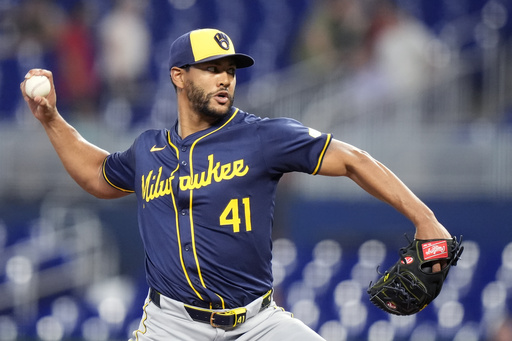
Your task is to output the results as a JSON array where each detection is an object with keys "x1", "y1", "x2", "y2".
[{"x1": 21, "y1": 28, "x2": 452, "y2": 340}]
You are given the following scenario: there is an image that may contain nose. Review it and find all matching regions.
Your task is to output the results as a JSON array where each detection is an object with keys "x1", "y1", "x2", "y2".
[{"x1": 218, "y1": 71, "x2": 232, "y2": 88}]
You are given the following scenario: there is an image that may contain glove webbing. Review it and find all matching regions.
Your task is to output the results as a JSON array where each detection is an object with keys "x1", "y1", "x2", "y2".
[{"x1": 379, "y1": 265, "x2": 430, "y2": 311}]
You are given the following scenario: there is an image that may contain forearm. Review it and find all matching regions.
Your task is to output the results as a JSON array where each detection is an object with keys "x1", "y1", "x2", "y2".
[
  {"x1": 346, "y1": 153, "x2": 447, "y2": 238},
  {"x1": 41, "y1": 113, "x2": 121, "y2": 198}
]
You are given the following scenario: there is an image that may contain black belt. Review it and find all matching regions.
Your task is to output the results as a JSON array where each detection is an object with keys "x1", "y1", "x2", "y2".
[{"x1": 149, "y1": 288, "x2": 272, "y2": 328}]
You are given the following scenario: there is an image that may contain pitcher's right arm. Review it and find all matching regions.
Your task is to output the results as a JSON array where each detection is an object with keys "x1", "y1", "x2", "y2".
[{"x1": 20, "y1": 69, "x2": 128, "y2": 199}]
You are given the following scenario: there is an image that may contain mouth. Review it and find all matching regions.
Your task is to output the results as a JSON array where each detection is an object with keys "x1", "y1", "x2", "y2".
[{"x1": 213, "y1": 90, "x2": 230, "y2": 105}]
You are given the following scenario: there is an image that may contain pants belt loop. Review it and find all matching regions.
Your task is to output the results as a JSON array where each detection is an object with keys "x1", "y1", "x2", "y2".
[{"x1": 149, "y1": 288, "x2": 161, "y2": 308}]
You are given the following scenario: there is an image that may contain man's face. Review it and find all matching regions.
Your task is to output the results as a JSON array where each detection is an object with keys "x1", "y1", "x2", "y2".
[{"x1": 184, "y1": 58, "x2": 237, "y2": 119}]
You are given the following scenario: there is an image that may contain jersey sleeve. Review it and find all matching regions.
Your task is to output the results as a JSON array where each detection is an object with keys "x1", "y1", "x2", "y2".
[
  {"x1": 102, "y1": 141, "x2": 137, "y2": 193},
  {"x1": 258, "y1": 118, "x2": 332, "y2": 175}
]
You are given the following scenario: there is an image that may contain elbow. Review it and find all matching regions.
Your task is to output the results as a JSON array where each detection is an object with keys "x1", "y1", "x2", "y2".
[
  {"x1": 89, "y1": 188, "x2": 128, "y2": 200},
  {"x1": 352, "y1": 147, "x2": 374, "y2": 161},
  {"x1": 345, "y1": 147, "x2": 377, "y2": 175},
  {"x1": 81, "y1": 183, "x2": 107, "y2": 199},
  {"x1": 81, "y1": 180, "x2": 128, "y2": 200},
  {"x1": 92, "y1": 185, "x2": 129, "y2": 199},
  {"x1": 90, "y1": 191, "x2": 112, "y2": 199}
]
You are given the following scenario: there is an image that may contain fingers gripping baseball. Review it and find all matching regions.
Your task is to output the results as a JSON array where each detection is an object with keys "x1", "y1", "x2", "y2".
[{"x1": 20, "y1": 69, "x2": 57, "y2": 122}]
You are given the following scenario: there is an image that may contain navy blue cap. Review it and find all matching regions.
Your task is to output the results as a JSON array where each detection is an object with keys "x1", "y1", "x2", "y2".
[{"x1": 169, "y1": 28, "x2": 254, "y2": 69}]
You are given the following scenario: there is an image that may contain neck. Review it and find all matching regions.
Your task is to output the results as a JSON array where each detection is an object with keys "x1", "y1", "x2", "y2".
[
  {"x1": 177, "y1": 117, "x2": 215, "y2": 139},
  {"x1": 176, "y1": 102, "x2": 227, "y2": 139}
]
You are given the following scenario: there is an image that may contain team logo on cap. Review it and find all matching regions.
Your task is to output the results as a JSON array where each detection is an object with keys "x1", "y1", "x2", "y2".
[{"x1": 214, "y1": 33, "x2": 230, "y2": 50}]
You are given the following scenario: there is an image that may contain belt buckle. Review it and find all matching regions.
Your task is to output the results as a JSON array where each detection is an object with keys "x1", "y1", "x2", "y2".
[
  {"x1": 209, "y1": 312, "x2": 221, "y2": 328},
  {"x1": 210, "y1": 308, "x2": 247, "y2": 328}
]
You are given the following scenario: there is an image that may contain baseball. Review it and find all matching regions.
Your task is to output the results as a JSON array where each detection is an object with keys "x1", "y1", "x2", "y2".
[{"x1": 25, "y1": 75, "x2": 51, "y2": 99}]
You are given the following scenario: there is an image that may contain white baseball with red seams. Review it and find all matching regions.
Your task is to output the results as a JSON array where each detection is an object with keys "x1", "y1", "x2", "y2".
[{"x1": 25, "y1": 75, "x2": 51, "y2": 99}]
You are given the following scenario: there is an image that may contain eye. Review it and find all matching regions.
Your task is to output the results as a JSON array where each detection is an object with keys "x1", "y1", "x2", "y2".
[
  {"x1": 206, "y1": 66, "x2": 217, "y2": 73},
  {"x1": 227, "y1": 68, "x2": 236, "y2": 76}
]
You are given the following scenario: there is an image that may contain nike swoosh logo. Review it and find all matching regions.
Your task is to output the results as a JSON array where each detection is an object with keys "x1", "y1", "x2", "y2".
[{"x1": 150, "y1": 145, "x2": 167, "y2": 152}]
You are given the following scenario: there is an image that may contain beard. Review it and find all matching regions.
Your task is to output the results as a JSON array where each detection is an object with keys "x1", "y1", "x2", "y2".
[{"x1": 185, "y1": 80, "x2": 235, "y2": 120}]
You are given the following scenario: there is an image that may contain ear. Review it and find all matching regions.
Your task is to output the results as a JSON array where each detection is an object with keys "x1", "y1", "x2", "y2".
[{"x1": 170, "y1": 67, "x2": 186, "y2": 89}]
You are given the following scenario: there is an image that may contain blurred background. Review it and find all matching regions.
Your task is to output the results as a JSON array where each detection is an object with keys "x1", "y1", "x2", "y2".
[{"x1": 1, "y1": 0, "x2": 512, "y2": 340}]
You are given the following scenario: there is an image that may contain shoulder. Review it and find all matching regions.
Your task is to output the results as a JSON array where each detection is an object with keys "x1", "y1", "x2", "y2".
[
  {"x1": 233, "y1": 108, "x2": 303, "y2": 129},
  {"x1": 231, "y1": 109, "x2": 326, "y2": 143},
  {"x1": 115, "y1": 129, "x2": 170, "y2": 157},
  {"x1": 137, "y1": 128, "x2": 169, "y2": 139},
  {"x1": 255, "y1": 116, "x2": 310, "y2": 137},
  {"x1": 231, "y1": 108, "x2": 262, "y2": 125},
  {"x1": 133, "y1": 129, "x2": 169, "y2": 144}
]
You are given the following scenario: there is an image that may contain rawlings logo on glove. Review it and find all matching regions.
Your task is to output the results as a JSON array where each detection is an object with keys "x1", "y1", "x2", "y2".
[
  {"x1": 367, "y1": 235, "x2": 464, "y2": 316},
  {"x1": 422, "y1": 241, "x2": 448, "y2": 260}
]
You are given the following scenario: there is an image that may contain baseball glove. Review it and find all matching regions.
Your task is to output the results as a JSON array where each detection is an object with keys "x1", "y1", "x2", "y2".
[{"x1": 367, "y1": 235, "x2": 463, "y2": 315}]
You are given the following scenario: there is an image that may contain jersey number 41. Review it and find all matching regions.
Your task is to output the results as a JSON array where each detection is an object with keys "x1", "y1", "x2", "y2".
[{"x1": 220, "y1": 197, "x2": 252, "y2": 233}]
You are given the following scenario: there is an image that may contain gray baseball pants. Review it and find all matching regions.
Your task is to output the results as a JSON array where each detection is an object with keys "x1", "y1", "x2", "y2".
[{"x1": 129, "y1": 289, "x2": 326, "y2": 341}]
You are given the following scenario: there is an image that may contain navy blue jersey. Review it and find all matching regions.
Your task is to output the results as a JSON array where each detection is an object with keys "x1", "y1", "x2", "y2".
[{"x1": 103, "y1": 107, "x2": 332, "y2": 309}]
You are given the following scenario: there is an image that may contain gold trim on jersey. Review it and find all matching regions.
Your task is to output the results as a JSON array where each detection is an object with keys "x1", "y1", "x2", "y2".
[
  {"x1": 186, "y1": 108, "x2": 240, "y2": 308},
  {"x1": 166, "y1": 131, "x2": 206, "y2": 301},
  {"x1": 312, "y1": 133, "x2": 332, "y2": 175},
  {"x1": 102, "y1": 157, "x2": 135, "y2": 193}
]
